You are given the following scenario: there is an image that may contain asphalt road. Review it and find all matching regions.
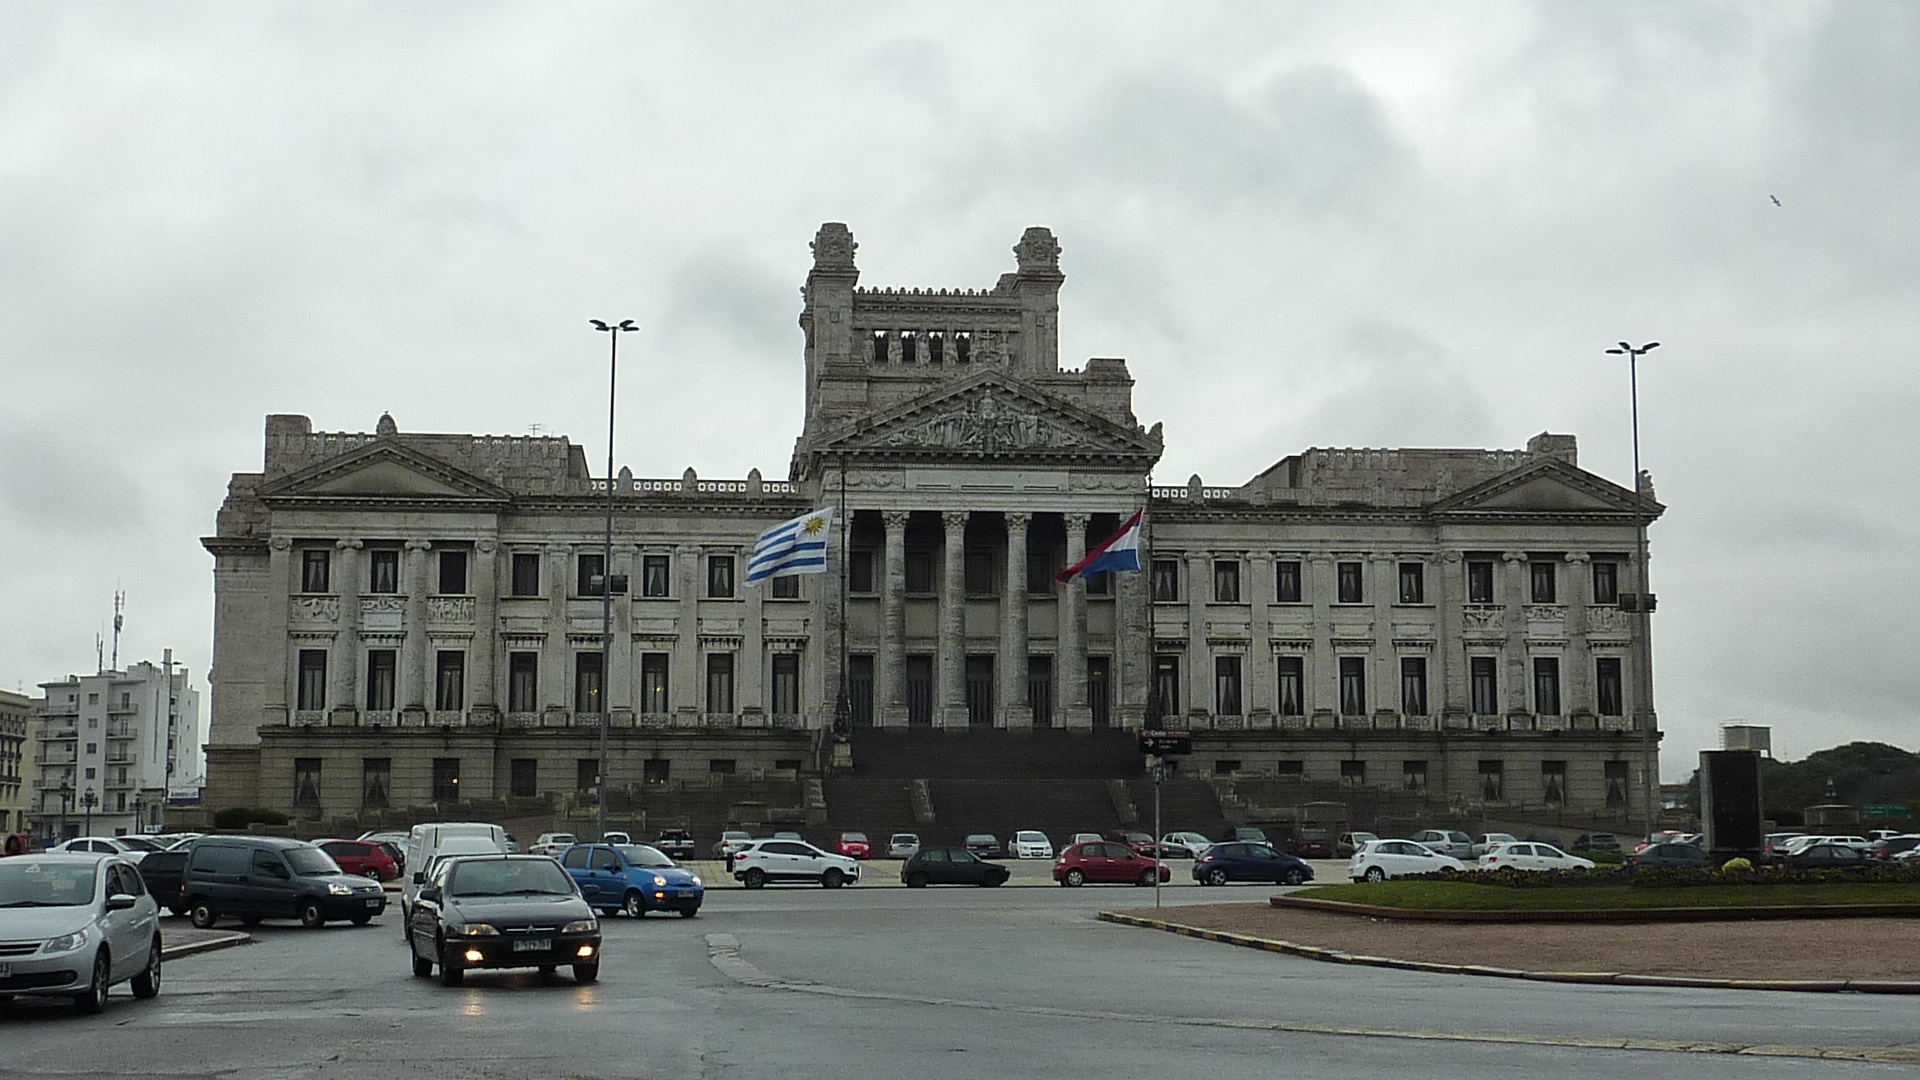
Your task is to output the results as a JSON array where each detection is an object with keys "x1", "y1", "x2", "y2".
[{"x1": 1, "y1": 877, "x2": 1913, "y2": 1080}]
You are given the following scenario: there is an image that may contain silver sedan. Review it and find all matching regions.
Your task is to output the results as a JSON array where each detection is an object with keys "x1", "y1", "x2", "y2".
[{"x1": 0, "y1": 853, "x2": 163, "y2": 1014}]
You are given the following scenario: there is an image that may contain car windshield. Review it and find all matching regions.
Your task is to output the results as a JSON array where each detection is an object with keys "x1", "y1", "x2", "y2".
[
  {"x1": 1016, "y1": 832, "x2": 1044, "y2": 842},
  {"x1": 547, "y1": 834, "x2": 576, "y2": 844},
  {"x1": 0, "y1": 862, "x2": 97, "y2": 907},
  {"x1": 118, "y1": 836, "x2": 165, "y2": 852},
  {"x1": 449, "y1": 859, "x2": 576, "y2": 897},
  {"x1": 617, "y1": 844, "x2": 676, "y2": 868},
  {"x1": 966, "y1": 835, "x2": 993, "y2": 844},
  {"x1": 286, "y1": 848, "x2": 344, "y2": 876},
  {"x1": 842, "y1": 833, "x2": 867, "y2": 842}
]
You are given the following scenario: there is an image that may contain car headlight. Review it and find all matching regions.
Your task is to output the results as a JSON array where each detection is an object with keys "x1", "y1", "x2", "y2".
[
  {"x1": 652, "y1": 875, "x2": 668, "y2": 888},
  {"x1": 42, "y1": 929, "x2": 88, "y2": 954},
  {"x1": 689, "y1": 875, "x2": 702, "y2": 886},
  {"x1": 563, "y1": 919, "x2": 598, "y2": 934},
  {"x1": 329, "y1": 883, "x2": 355, "y2": 896},
  {"x1": 452, "y1": 924, "x2": 500, "y2": 936}
]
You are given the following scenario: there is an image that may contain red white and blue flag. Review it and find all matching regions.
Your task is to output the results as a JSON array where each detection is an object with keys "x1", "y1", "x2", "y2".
[{"x1": 1056, "y1": 509, "x2": 1145, "y2": 582}]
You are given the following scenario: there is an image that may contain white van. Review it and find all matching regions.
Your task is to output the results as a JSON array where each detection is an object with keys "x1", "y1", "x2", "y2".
[{"x1": 402, "y1": 822, "x2": 509, "y2": 917}]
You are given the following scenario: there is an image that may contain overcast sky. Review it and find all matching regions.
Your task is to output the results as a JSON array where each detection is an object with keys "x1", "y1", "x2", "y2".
[{"x1": 3, "y1": 3, "x2": 1915, "y2": 776}]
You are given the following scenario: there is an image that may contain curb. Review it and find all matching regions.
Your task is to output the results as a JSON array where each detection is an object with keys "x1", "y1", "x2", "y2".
[
  {"x1": 1096, "y1": 912, "x2": 1920, "y2": 994},
  {"x1": 161, "y1": 932, "x2": 252, "y2": 961},
  {"x1": 1273, "y1": 895, "x2": 1920, "y2": 923}
]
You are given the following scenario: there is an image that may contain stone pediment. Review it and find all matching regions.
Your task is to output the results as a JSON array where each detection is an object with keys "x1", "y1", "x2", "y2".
[
  {"x1": 814, "y1": 375, "x2": 1160, "y2": 464},
  {"x1": 259, "y1": 441, "x2": 511, "y2": 504},
  {"x1": 1432, "y1": 459, "x2": 1658, "y2": 519}
]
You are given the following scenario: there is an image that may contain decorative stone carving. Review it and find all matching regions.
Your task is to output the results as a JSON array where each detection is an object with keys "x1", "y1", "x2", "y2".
[
  {"x1": 1524, "y1": 604, "x2": 1566, "y2": 623},
  {"x1": 1462, "y1": 606, "x2": 1502, "y2": 630},
  {"x1": 1587, "y1": 607, "x2": 1628, "y2": 633},
  {"x1": 475, "y1": 539, "x2": 496, "y2": 554},
  {"x1": 1014, "y1": 226, "x2": 1060, "y2": 272},
  {"x1": 811, "y1": 222, "x2": 857, "y2": 271},
  {"x1": 874, "y1": 390, "x2": 1090, "y2": 454},
  {"x1": 428, "y1": 597, "x2": 476, "y2": 624},
  {"x1": 290, "y1": 596, "x2": 340, "y2": 622},
  {"x1": 334, "y1": 538, "x2": 363, "y2": 552},
  {"x1": 269, "y1": 536, "x2": 292, "y2": 551}
]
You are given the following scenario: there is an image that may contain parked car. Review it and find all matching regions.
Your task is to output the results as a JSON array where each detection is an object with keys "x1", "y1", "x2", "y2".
[
  {"x1": 963, "y1": 834, "x2": 1004, "y2": 859},
  {"x1": 406, "y1": 854, "x2": 601, "y2": 986},
  {"x1": 560, "y1": 842, "x2": 703, "y2": 918},
  {"x1": 134, "y1": 848, "x2": 190, "y2": 915},
  {"x1": 357, "y1": 829, "x2": 410, "y2": 874},
  {"x1": 599, "y1": 831, "x2": 631, "y2": 845},
  {"x1": 529, "y1": 832, "x2": 578, "y2": 857},
  {"x1": 1782, "y1": 843, "x2": 1869, "y2": 869},
  {"x1": 1624, "y1": 842, "x2": 1711, "y2": 871},
  {"x1": 1292, "y1": 828, "x2": 1335, "y2": 859},
  {"x1": 1476, "y1": 842, "x2": 1595, "y2": 872},
  {"x1": 1069, "y1": 832, "x2": 1104, "y2": 846},
  {"x1": 1409, "y1": 830, "x2": 1474, "y2": 860},
  {"x1": 1570, "y1": 833, "x2": 1622, "y2": 853},
  {"x1": 182, "y1": 835, "x2": 386, "y2": 929},
  {"x1": 1335, "y1": 832, "x2": 1378, "y2": 859},
  {"x1": 655, "y1": 829, "x2": 697, "y2": 860},
  {"x1": 772, "y1": 831, "x2": 805, "y2": 842},
  {"x1": 732, "y1": 839, "x2": 862, "y2": 889},
  {"x1": 901, "y1": 847, "x2": 1011, "y2": 887},
  {"x1": 1471, "y1": 833, "x2": 1520, "y2": 859},
  {"x1": 887, "y1": 833, "x2": 922, "y2": 859},
  {"x1": 1053, "y1": 842, "x2": 1172, "y2": 887},
  {"x1": 1105, "y1": 831, "x2": 1158, "y2": 857},
  {"x1": 714, "y1": 830, "x2": 753, "y2": 861},
  {"x1": 1349, "y1": 839, "x2": 1465, "y2": 881},
  {"x1": 46, "y1": 837, "x2": 153, "y2": 863},
  {"x1": 833, "y1": 832, "x2": 872, "y2": 859},
  {"x1": 1009, "y1": 830, "x2": 1055, "y2": 859},
  {"x1": 1159, "y1": 832, "x2": 1212, "y2": 859},
  {"x1": 1867, "y1": 835, "x2": 1920, "y2": 861},
  {"x1": 150, "y1": 833, "x2": 205, "y2": 851},
  {"x1": 315, "y1": 839, "x2": 400, "y2": 881},
  {"x1": 0, "y1": 853, "x2": 163, "y2": 1013},
  {"x1": 1219, "y1": 827, "x2": 1268, "y2": 844},
  {"x1": 1192, "y1": 842, "x2": 1313, "y2": 886},
  {"x1": 1762, "y1": 832, "x2": 1807, "y2": 856}
]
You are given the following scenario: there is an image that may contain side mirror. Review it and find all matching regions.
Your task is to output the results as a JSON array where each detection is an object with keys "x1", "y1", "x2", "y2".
[
  {"x1": 417, "y1": 887, "x2": 441, "y2": 904},
  {"x1": 105, "y1": 893, "x2": 137, "y2": 912},
  {"x1": 412, "y1": 871, "x2": 425, "y2": 885}
]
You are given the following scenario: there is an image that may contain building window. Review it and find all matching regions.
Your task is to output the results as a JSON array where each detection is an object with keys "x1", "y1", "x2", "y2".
[
  {"x1": 1533, "y1": 657, "x2": 1561, "y2": 715},
  {"x1": 642, "y1": 554, "x2": 671, "y2": 598},
  {"x1": 1088, "y1": 656, "x2": 1112, "y2": 728},
  {"x1": 1403, "y1": 760, "x2": 1427, "y2": 792},
  {"x1": 508, "y1": 652, "x2": 538, "y2": 713},
  {"x1": 1027, "y1": 655, "x2": 1053, "y2": 727},
  {"x1": 708, "y1": 759, "x2": 737, "y2": 776},
  {"x1": 1338, "y1": 656, "x2": 1366, "y2": 716},
  {"x1": 431, "y1": 757, "x2": 461, "y2": 802},
  {"x1": 849, "y1": 550, "x2": 876, "y2": 594},
  {"x1": 1605, "y1": 760, "x2": 1629, "y2": 807},
  {"x1": 1470, "y1": 656, "x2": 1499, "y2": 715},
  {"x1": 362, "y1": 758, "x2": 390, "y2": 809},
  {"x1": 1026, "y1": 551, "x2": 1054, "y2": 595},
  {"x1": 366, "y1": 650, "x2": 396, "y2": 711},
  {"x1": 706, "y1": 654, "x2": 735, "y2": 714},
  {"x1": 301, "y1": 549, "x2": 330, "y2": 593},
  {"x1": 293, "y1": 758, "x2": 321, "y2": 811},
  {"x1": 1596, "y1": 657, "x2": 1624, "y2": 716},
  {"x1": 905, "y1": 550, "x2": 935, "y2": 594},
  {"x1": 296, "y1": 650, "x2": 327, "y2": 711},
  {"x1": 1084, "y1": 571, "x2": 1111, "y2": 597},
  {"x1": 1150, "y1": 559, "x2": 1179, "y2": 602},
  {"x1": 1541, "y1": 760, "x2": 1567, "y2": 805},
  {"x1": 369, "y1": 549, "x2": 400, "y2": 594},
  {"x1": 772, "y1": 575, "x2": 800, "y2": 599},
  {"x1": 1398, "y1": 562, "x2": 1424, "y2": 604},
  {"x1": 965, "y1": 656, "x2": 994, "y2": 726},
  {"x1": 509, "y1": 758, "x2": 537, "y2": 799},
  {"x1": 848, "y1": 655, "x2": 874, "y2": 726},
  {"x1": 1479, "y1": 760, "x2": 1505, "y2": 801},
  {"x1": 771, "y1": 654, "x2": 801, "y2": 714},
  {"x1": 1149, "y1": 655, "x2": 1180, "y2": 721},
  {"x1": 1274, "y1": 560, "x2": 1302, "y2": 603},
  {"x1": 1466, "y1": 560, "x2": 1494, "y2": 604},
  {"x1": 574, "y1": 652, "x2": 604, "y2": 713},
  {"x1": 1213, "y1": 759, "x2": 1242, "y2": 777},
  {"x1": 1400, "y1": 657, "x2": 1428, "y2": 716},
  {"x1": 1276, "y1": 761, "x2": 1304, "y2": 779},
  {"x1": 438, "y1": 549, "x2": 468, "y2": 595},
  {"x1": 1592, "y1": 561, "x2": 1619, "y2": 605},
  {"x1": 640, "y1": 653, "x2": 669, "y2": 713},
  {"x1": 965, "y1": 549, "x2": 995, "y2": 597},
  {"x1": 1214, "y1": 655, "x2": 1242, "y2": 715},
  {"x1": 1340, "y1": 760, "x2": 1366, "y2": 788},
  {"x1": 511, "y1": 552, "x2": 541, "y2": 596},
  {"x1": 1336, "y1": 562, "x2": 1363, "y2": 604},
  {"x1": 576, "y1": 758, "x2": 601, "y2": 793},
  {"x1": 1276, "y1": 656, "x2": 1304, "y2": 716},
  {"x1": 905, "y1": 656, "x2": 933, "y2": 726},
  {"x1": 577, "y1": 553, "x2": 606, "y2": 597},
  {"x1": 643, "y1": 758, "x2": 670, "y2": 785},
  {"x1": 434, "y1": 652, "x2": 465, "y2": 711},
  {"x1": 1530, "y1": 560, "x2": 1556, "y2": 603},
  {"x1": 707, "y1": 555, "x2": 735, "y2": 598}
]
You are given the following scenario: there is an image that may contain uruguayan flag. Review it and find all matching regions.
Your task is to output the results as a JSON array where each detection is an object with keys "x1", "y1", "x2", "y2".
[{"x1": 747, "y1": 508, "x2": 834, "y2": 584}]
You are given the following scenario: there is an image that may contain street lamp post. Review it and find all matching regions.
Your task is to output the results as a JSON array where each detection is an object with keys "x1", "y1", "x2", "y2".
[
  {"x1": 56, "y1": 783, "x2": 73, "y2": 843},
  {"x1": 133, "y1": 792, "x2": 143, "y2": 836},
  {"x1": 1604, "y1": 340, "x2": 1659, "y2": 838},
  {"x1": 590, "y1": 318, "x2": 638, "y2": 844},
  {"x1": 81, "y1": 787, "x2": 97, "y2": 837}
]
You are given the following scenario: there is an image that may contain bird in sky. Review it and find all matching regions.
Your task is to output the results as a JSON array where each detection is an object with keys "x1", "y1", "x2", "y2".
[{"x1": 1770, "y1": 195, "x2": 1782, "y2": 206}]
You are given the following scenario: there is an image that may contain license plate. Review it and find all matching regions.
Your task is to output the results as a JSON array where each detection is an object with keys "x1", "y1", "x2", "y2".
[
  {"x1": 364, "y1": 897, "x2": 381, "y2": 908},
  {"x1": 511, "y1": 938, "x2": 551, "y2": 953}
]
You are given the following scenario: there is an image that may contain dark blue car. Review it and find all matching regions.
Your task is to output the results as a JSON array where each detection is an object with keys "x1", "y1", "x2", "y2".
[
  {"x1": 561, "y1": 843, "x2": 704, "y2": 918},
  {"x1": 1191, "y1": 842, "x2": 1314, "y2": 886}
]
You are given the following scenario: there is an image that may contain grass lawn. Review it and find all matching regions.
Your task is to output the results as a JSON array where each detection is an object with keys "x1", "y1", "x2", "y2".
[{"x1": 1292, "y1": 879, "x2": 1920, "y2": 911}]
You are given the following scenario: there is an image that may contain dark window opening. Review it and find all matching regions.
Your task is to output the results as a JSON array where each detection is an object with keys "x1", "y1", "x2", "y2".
[
  {"x1": 1403, "y1": 760, "x2": 1428, "y2": 791},
  {"x1": 1088, "y1": 656, "x2": 1112, "y2": 728},
  {"x1": 366, "y1": 650, "x2": 396, "y2": 711},
  {"x1": 575, "y1": 652, "x2": 604, "y2": 713},
  {"x1": 965, "y1": 655, "x2": 994, "y2": 727},
  {"x1": 1027, "y1": 655, "x2": 1053, "y2": 727},
  {"x1": 577, "y1": 553, "x2": 606, "y2": 597},
  {"x1": 1276, "y1": 656, "x2": 1304, "y2": 716},
  {"x1": 293, "y1": 758, "x2": 321, "y2": 810},
  {"x1": 1531, "y1": 561, "x2": 1557, "y2": 603},
  {"x1": 1480, "y1": 760, "x2": 1505, "y2": 801},
  {"x1": 642, "y1": 554, "x2": 671, "y2": 597},
  {"x1": 706, "y1": 653, "x2": 735, "y2": 714},
  {"x1": 772, "y1": 654, "x2": 801, "y2": 715},
  {"x1": 297, "y1": 650, "x2": 326, "y2": 711},
  {"x1": 965, "y1": 549, "x2": 995, "y2": 597},
  {"x1": 1149, "y1": 655, "x2": 1180, "y2": 721},
  {"x1": 1541, "y1": 761, "x2": 1567, "y2": 805},
  {"x1": 576, "y1": 758, "x2": 600, "y2": 793},
  {"x1": 1214, "y1": 655, "x2": 1242, "y2": 715},
  {"x1": 1596, "y1": 657, "x2": 1624, "y2": 716},
  {"x1": 1605, "y1": 760, "x2": 1629, "y2": 807},
  {"x1": 508, "y1": 652, "x2": 538, "y2": 713},
  {"x1": 1213, "y1": 561, "x2": 1240, "y2": 603},
  {"x1": 1466, "y1": 560, "x2": 1495, "y2": 604},
  {"x1": 369, "y1": 549, "x2": 400, "y2": 594},
  {"x1": 1150, "y1": 559, "x2": 1180, "y2": 602},
  {"x1": 640, "y1": 653, "x2": 670, "y2": 713},
  {"x1": 905, "y1": 550, "x2": 934, "y2": 594},
  {"x1": 1401, "y1": 657, "x2": 1428, "y2": 716},
  {"x1": 849, "y1": 550, "x2": 876, "y2": 593},
  {"x1": 511, "y1": 552, "x2": 540, "y2": 596},
  {"x1": 509, "y1": 758, "x2": 537, "y2": 798},
  {"x1": 1533, "y1": 657, "x2": 1561, "y2": 715},
  {"x1": 438, "y1": 549, "x2": 468, "y2": 595},
  {"x1": 847, "y1": 654, "x2": 874, "y2": 727},
  {"x1": 432, "y1": 757, "x2": 461, "y2": 802},
  {"x1": 772, "y1": 575, "x2": 800, "y2": 599},
  {"x1": 1274, "y1": 560, "x2": 1302, "y2": 603},
  {"x1": 1470, "y1": 657, "x2": 1499, "y2": 715},
  {"x1": 301, "y1": 549, "x2": 330, "y2": 593},
  {"x1": 707, "y1": 555, "x2": 735, "y2": 598},
  {"x1": 1592, "y1": 561, "x2": 1619, "y2": 606},
  {"x1": 709, "y1": 759, "x2": 737, "y2": 776},
  {"x1": 1336, "y1": 562, "x2": 1363, "y2": 604},
  {"x1": 362, "y1": 758, "x2": 390, "y2": 808},
  {"x1": 1398, "y1": 562, "x2": 1424, "y2": 604},
  {"x1": 1339, "y1": 656, "x2": 1367, "y2": 715},
  {"x1": 905, "y1": 656, "x2": 933, "y2": 727},
  {"x1": 434, "y1": 652, "x2": 465, "y2": 711},
  {"x1": 1340, "y1": 760, "x2": 1366, "y2": 788}
]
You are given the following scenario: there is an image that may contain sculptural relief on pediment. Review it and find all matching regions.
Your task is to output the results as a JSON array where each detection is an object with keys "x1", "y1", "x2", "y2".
[{"x1": 870, "y1": 390, "x2": 1092, "y2": 454}]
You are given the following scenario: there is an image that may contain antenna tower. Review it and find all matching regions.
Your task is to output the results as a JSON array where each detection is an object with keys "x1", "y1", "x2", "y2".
[{"x1": 110, "y1": 590, "x2": 126, "y2": 671}]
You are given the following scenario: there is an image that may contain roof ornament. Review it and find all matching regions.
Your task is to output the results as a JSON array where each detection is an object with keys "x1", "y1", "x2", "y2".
[{"x1": 375, "y1": 412, "x2": 398, "y2": 436}]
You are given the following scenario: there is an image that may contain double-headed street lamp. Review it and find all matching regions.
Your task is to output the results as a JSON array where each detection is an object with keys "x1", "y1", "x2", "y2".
[
  {"x1": 1604, "y1": 340, "x2": 1659, "y2": 836},
  {"x1": 81, "y1": 787, "x2": 97, "y2": 836},
  {"x1": 591, "y1": 319, "x2": 638, "y2": 844}
]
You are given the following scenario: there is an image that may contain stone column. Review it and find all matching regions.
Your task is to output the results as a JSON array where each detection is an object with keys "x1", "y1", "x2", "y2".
[
  {"x1": 1564, "y1": 551, "x2": 1591, "y2": 724},
  {"x1": 1371, "y1": 553, "x2": 1397, "y2": 727},
  {"x1": 1308, "y1": 554, "x2": 1336, "y2": 724},
  {"x1": 999, "y1": 513, "x2": 1032, "y2": 729},
  {"x1": 470, "y1": 539, "x2": 498, "y2": 720},
  {"x1": 330, "y1": 539, "x2": 363, "y2": 720},
  {"x1": 938, "y1": 511, "x2": 969, "y2": 728},
  {"x1": 673, "y1": 544, "x2": 702, "y2": 715},
  {"x1": 1182, "y1": 550, "x2": 1209, "y2": 718},
  {"x1": 743, "y1": 543, "x2": 767, "y2": 720},
  {"x1": 1501, "y1": 551, "x2": 1529, "y2": 728},
  {"x1": 542, "y1": 544, "x2": 570, "y2": 721},
  {"x1": 879, "y1": 511, "x2": 910, "y2": 727},
  {"x1": 1059, "y1": 513, "x2": 1091, "y2": 729},
  {"x1": 403, "y1": 540, "x2": 433, "y2": 713},
  {"x1": 609, "y1": 544, "x2": 634, "y2": 717},
  {"x1": 266, "y1": 537, "x2": 292, "y2": 724},
  {"x1": 1115, "y1": 514, "x2": 1151, "y2": 730},
  {"x1": 1246, "y1": 553, "x2": 1274, "y2": 728},
  {"x1": 1436, "y1": 551, "x2": 1467, "y2": 724}
]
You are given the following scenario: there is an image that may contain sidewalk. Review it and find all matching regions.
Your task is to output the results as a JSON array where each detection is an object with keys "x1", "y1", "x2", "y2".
[{"x1": 160, "y1": 923, "x2": 251, "y2": 960}]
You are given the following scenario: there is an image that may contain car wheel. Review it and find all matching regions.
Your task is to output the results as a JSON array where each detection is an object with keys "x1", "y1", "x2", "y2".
[
  {"x1": 298, "y1": 900, "x2": 326, "y2": 929},
  {"x1": 1282, "y1": 868, "x2": 1307, "y2": 886},
  {"x1": 1064, "y1": 868, "x2": 1085, "y2": 887},
  {"x1": 623, "y1": 891, "x2": 646, "y2": 918},
  {"x1": 350, "y1": 914, "x2": 373, "y2": 926},
  {"x1": 130, "y1": 939, "x2": 162, "y2": 999},
  {"x1": 906, "y1": 872, "x2": 929, "y2": 888},
  {"x1": 742, "y1": 868, "x2": 767, "y2": 889},
  {"x1": 1137, "y1": 869, "x2": 1156, "y2": 887},
  {"x1": 678, "y1": 907, "x2": 699, "y2": 918},
  {"x1": 1364, "y1": 867, "x2": 1386, "y2": 882},
  {"x1": 983, "y1": 874, "x2": 1004, "y2": 887},
  {"x1": 1205, "y1": 868, "x2": 1228, "y2": 886},
  {"x1": 73, "y1": 950, "x2": 110, "y2": 1015},
  {"x1": 438, "y1": 943, "x2": 465, "y2": 987},
  {"x1": 573, "y1": 962, "x2": 599, "y2": 984},
  {"x1": 188, "y1": 900, "x2": 219, "y2": 929},
  {"x1": 411, "y1": 948, "x2": 433, "y2": 978},
  {"x1": 821, "y1": 868, "x2": 845, "y2": 889},
  {"x1": 363, "y1": 868, "x2": 383, "y2": 880}
]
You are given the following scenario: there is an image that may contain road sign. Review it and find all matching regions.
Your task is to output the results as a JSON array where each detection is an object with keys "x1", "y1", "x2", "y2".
[
  {"x1": 1865, "y1": 804, "x2": 1911, "y2": 819},
  {"x1": 1138, "y1": 730, "x2": 1192, "y2": 756}
]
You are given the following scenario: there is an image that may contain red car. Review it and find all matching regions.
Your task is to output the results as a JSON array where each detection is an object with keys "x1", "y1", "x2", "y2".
[
  {"x1": 835, "y1": 832, "x2": 872, "y2": 860},
  {"x1": 1053, "y1": 841, "x2": 1173, "y2": 887},
  {"x1": 317, "y1": 839, "x2": 400, "y2": 881}
]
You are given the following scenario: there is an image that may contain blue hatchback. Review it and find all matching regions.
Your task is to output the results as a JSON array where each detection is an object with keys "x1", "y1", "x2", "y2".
[
  {"x1": 561, "y1": 843, "x2": 704, "y2": 918},
  {"x1": 1191, "y1": 842, "x2": 1314, "y2": 886}
]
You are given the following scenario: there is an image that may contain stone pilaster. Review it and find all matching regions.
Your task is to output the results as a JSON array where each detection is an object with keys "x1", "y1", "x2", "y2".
[
  {"x1": 1115, "y1": 517, "x2": 1151, "y2": 730},
  {"x1": 673, "y1": 545, "x2": 701, "y2": 715},
  {"x1": 1436, "y1": 551, "x2": 1467, "y2": 724},
  {"x1": 938, "y1": 511, "x2": 969, "y2": 728},
  {"x1": 1563, "y1": 551, "x2": 1592, "y2": 722},
  {"x1": 329, "y1": 538, "x2": 363, "y2": 721},
  {"x1": 470, "y1": 539, "x2": 498, "y2": 720},
  {"x1": 609, "y1": 543, "x2": 634, "y2": 716},
  {"x1": 542, "y1": 545, "x2": 570, "y2": 720},
  {"x1": 1371, "y1": 553, "x2": 1397, "y2": 727},
  {"x1": 1059, "y1": 513, "x2": 1091, "y2": 729},
  {"x1": 1501, "y1": 551, "x2": 1529, "y2": 727},
  {"x1": 266, "y1": 537, "x2": 292, "y2": 724},
  {"x1": 999, "y1": 512, "x2": 1032, "y2": 729},
  {"x1": 1308, "y1": 553, "x2": 1335, "y2": 725},
  {"x1": 879, "y1": 511, "x2": 910, "y2": 727},
  {"x1": 1184, "y1": 550, "x2": 1209, "y2": 717},
  {"x1": 403, "y1": 540, "x2": 433, "y2": 713}
]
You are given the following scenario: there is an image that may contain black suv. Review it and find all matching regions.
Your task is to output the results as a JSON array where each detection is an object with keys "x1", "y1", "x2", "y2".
[{"x1": 182, "y1": 836, "x2": 387, "y2": 929}]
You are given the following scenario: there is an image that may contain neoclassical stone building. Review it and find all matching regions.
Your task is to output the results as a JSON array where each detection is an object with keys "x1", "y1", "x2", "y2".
[{"x1": 202, "y1": 224, "x2": 1663, "y2": 821}]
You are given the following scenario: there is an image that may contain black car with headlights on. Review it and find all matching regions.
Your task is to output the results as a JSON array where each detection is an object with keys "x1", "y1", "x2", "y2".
[{"x1": 406, "y1": 855, "x2": 602, "y2": 987}]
